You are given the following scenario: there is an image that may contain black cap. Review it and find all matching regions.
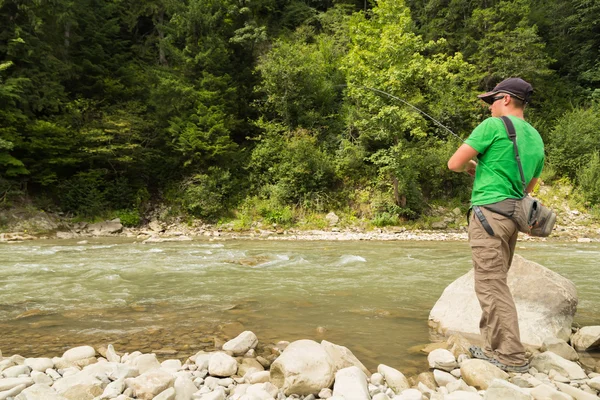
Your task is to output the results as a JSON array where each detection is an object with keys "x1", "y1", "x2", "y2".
[{"x1": 477, "y1": 78, "x2": 533, "y2": 105}]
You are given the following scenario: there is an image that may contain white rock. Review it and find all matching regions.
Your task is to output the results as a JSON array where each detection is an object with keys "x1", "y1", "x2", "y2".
[
  {"x1": 125, "y1": 369, "x2": 175, "y2": 400},
  {"x1": 332, "y1": 366, "x2": 370, "y2": 400},
  {"x1": 0, "y1": 377, "x2": 34, "y2": 392},
  {"x1": 245, "y1": 384, "x2": 276, "y2": 399},
  {"x1": 24, "y1": 359, "x2": 53, "y2": 373},
  {"x1": 427, "y1": 349, "x2": 457, "y2": 372},
  {"x1": 433, "y1": 369, "x2": 457, "y2": 387},
  {"x1": 106, "y1": 345, "x2": 121, "y2": 363},
  {"x1": 554, "y1": 382, "x2": 598, "y2": 400},
  {"x1": 154, "y1": 387, "x2": 176, "y2": 400},
  {"x1": 174, "y1": 375, "x2": 197, "y2": 400},
  {"x1": 198, "y1": 386, "x2": 226, "y2": 400},
  {"x1": 530, "y1": 352, "x2": 587, "y2": 380},
  {"x1": 371, "y1": 373, "x2": 384, "y2": 386},
  {"x1": 429, "y1": 255, "x2": 577, "y2": 347},
  {"x1": 589, "y1": 376, "x2": 600, "y2": 391},
  {"x1": 270, "y1": 340, "x2": 335, "y2": 396},
  {"x1": 483, "y1": 379, "x2": 531, "y2": 399},
  {"x1": 62, "y1": 346, "x2": 96, "y2": 362},
  {"x1": 14, "y1": 383, "x2": 68, "y2": 400},
  {"x1": 247, "y1": 371, "x2": 270, "y2": 384},
  {"x1": 2, "y1": 365, "x2": 30, "y2": 378},
  {"x1": 0, "y1": 383, "x2": 27, "y2": 400},
  {"x1": 446, "y1": 378, "x2": 471, "y2": 393},
  {"x1": 98, "y1": 379, "x2": 125, "y2": 399},
  {"x1": 223, "y1": 332, "x2": 259, "y2": 356},
  {"x1": 45, "y1": 369, "x2": 61, "y2": 381},
  {"x1": 377, "y1": 364, "x2": 409, "y2": 394},
  {"x1": 460, "y1": 359, "x2": 508, "y2": 391},
  {"x1": 394, "y1": 388, "x2": 422, "y2": 399},
  {"x1": 132, "y1": 354, "x2": 161, "y2": 374},
  {"x1": 540, "y1": 338, "x2": 579, "y2": 361},
  {"x1": 29, "y1": 372, "x2": 52, "y2": 386},
  {"x1": 321, "y1": 340, "x2": 370, "y2": 376},
  {"x1": 208, "y1": 353, "x2": 237, "y2": 377},
  {"x1": 571, "y1": 326, "x2": 600, "y2": 352},
  {"x1": 443, "y1": 390, "x2": 482, "y2": 399},
  {"x1": 162, "y1": 360, "x2": 182, "y2": 373},
  {"x1": 318, "y1": 388, "x2": 333, "y2": 398},
  {"x1": 194, "y1": 352, "x2": 213, "y2": 371},
  {"x1": 371, "y1": 394, "x2": 390, "y2": 400},
  {"x1": 530, "y1": 383, "x2": 573, "y2": 400},
  {"x1": 51, "y1": 372, "x2": 103, "y2": 395}
]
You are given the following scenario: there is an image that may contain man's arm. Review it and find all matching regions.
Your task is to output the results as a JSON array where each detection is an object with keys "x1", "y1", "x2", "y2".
[
  {"x1": 448, "y1": 144, "x2": 479, "y2": 176},
  {"x1": 525, "y1": 177, "x2": 539, "y2": 194}
]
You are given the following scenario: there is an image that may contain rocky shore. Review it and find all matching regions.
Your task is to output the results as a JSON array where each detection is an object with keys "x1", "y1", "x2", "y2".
[
  {"x1": 1, "y1": 328, "x2": 599, "y2": 400},
  {"x1": 1, "y1": 209, "x2": 599, "y2": 244}
]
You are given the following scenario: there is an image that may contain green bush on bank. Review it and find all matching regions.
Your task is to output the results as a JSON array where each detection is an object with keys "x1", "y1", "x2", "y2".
[{"x1": 577, "y1": 152, "x2": 600, "y2": 206}]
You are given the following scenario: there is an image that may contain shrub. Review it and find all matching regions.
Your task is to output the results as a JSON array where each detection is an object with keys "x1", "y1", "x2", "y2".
[
  {"x1": 180, "y1": 167, "x2": 234, "y2": 221},
  {"x1": 116, "y1": 209, "x2": 141, "y2": 227},
  {"x1": 57, "y1": 170, "x2": 108, "y2": 217},
  {"x1": 547, "y1": 104, "x2": 600, "y2": 180},
  {"x1": 577, "y1": 152, "x2": 600, "y2": 206}
]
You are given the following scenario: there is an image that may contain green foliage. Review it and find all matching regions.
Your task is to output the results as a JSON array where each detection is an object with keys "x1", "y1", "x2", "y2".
[
  {"x1": 249, "y1": 122, "x2": 337, "y2": 206},
  {"x1": 57, "y1": 170, "x2": 109, "y2": 217},
  {"x1": 116, "y1": 209, "x2": 142, "y2": 227},
  {"x1": 259, "y1": 204, "x2": 294, "y2": 225},
  {"x1": 547, "y1": 104, "x2": 600, "y2": 179},
  {"x1": 577, "y1": 152, "x2": 600, "y2": 206},
  {"x1": 180, "y1": 167, "x2": 235, "y2": 221},
  {"x1": 372, "y1": 212, "x2": 400, "y2": 227}
]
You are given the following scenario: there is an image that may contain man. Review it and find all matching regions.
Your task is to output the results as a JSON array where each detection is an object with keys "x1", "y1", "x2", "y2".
[{"x1": 447, "y1": 78, "x2": 544, "y2": 373}]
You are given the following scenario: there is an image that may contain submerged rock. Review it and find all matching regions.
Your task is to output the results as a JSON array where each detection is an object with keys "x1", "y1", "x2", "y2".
[{"x1": 428, "y1": 254, "x2": 578, "y2": 347}]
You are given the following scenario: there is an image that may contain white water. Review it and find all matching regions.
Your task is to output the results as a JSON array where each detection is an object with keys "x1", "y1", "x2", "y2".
[{"x1": 0, "y1": 238, "x2": 597, "y2": 372}]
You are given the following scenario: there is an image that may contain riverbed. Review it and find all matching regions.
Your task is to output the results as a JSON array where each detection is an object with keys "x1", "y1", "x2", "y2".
[{"x1": 0, "y1": 238, "x2": 598, "y2": 373}]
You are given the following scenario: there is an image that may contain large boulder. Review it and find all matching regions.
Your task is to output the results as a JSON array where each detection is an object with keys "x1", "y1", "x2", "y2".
[
  {"x1": 270, "y1": 339, "x2": 335, "y2": 395},
  {"x1": 428, "y1": 254, "x2": 577, "y2": 347}
]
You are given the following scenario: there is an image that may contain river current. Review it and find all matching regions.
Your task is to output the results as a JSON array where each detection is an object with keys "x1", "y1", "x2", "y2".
[{"x1": 0, "y1": 238, "x2": 598, "y2": 373}]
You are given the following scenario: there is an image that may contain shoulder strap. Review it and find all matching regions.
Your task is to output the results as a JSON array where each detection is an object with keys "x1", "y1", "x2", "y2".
[{"x1": 500, "y1": 116, "x2": 527, "y2": 194}]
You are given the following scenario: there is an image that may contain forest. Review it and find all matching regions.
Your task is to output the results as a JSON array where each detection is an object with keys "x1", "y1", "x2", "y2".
[{"x1": 1, "y1": 0, "x2": 599, "y2": 228}]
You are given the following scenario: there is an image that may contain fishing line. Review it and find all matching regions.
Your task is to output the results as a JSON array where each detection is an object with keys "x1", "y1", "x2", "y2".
[{"x1": 342, "y1": 84, "x2": 466, "y2": 143}]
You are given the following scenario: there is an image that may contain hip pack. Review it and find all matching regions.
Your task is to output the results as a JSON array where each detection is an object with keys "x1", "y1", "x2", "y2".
[{"x1": 482, "y1": 117, "x2": 556, "y2": 237}]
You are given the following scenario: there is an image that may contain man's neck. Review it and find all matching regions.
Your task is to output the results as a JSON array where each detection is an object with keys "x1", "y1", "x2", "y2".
[{"x1": 501, "y1": 109, "x2": 525, "y2": 119}]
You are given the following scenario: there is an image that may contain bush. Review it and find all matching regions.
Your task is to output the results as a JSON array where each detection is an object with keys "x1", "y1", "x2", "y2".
[
  {"x1": 180, "y1": 167, "x2": 234, "y2": 221},
  {"x1": 57, "y1": 170, "x2": 108, "y2": 217},
  {"x1": 116, "y1": 209, "x2": 141, "y2": 227},
  {"x1": 547, "y1": 104, "x2": 600, "y2": 180},
  {"x1": 577, "y1": 152, "x2": 600, "y2": 206}
]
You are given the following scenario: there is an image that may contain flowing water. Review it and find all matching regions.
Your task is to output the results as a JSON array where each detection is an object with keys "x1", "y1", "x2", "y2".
[{"x1": 0, "y1": 238, "x2": 598, "y2": 373}]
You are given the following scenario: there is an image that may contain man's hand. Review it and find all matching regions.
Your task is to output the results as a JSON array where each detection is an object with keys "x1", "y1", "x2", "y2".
[{"x1": 465, "y1": 160, "x2": 477, "y2": 176}]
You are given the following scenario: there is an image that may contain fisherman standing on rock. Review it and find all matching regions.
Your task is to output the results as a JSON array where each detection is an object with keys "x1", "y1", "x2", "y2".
[{"x1": 447, "y1": 78, "x2": 545, "y2": 373}]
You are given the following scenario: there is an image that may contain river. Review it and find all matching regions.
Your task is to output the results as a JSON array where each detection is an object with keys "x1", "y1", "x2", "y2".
[{"x1": 0, "y1": 238, "x2": 597, "y2": 373}]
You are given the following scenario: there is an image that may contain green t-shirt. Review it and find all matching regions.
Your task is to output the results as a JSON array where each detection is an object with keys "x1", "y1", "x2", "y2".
[{"x1": 464, "y1": 116, "x2": 544, "y2": 206}]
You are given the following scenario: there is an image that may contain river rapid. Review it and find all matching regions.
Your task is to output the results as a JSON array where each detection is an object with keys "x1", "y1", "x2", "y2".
[{"x1": 0, "y1": 238, "x2": 598, "y2": 373}]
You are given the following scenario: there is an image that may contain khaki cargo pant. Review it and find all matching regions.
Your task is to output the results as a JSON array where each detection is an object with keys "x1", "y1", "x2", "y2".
[{"x1": 468, "y1": 206, "x2": 527, "y2": 365}]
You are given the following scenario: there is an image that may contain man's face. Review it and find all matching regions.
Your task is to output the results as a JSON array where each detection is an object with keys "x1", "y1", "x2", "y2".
[{"x1": 488, "y1": 94, "x2": 506, "y2": 117}]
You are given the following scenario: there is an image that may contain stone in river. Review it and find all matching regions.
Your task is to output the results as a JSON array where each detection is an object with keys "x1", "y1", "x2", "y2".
[
  {"x1": 376, "y1": 364, "x2": 409, "y2": 394},
  {"x1": 429, "y1": 255, "x2": 577, "y2": 347},
  {"x1": 62, "y1": 346, "x2": 96, "y2": 362},
  {"x1": 222, "y1": 331, "x2": 258, "y2": 356},
  {"x1": 460, "y1": 359, "x2": 508, "y2": 390}
]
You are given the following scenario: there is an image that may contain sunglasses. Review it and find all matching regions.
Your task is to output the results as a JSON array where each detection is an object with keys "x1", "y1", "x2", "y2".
[{"x1": 483, "y1": 95, "x2": 506, "y2": 105}]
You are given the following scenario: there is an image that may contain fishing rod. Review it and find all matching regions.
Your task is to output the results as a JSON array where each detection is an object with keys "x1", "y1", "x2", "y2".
[{"x1": 341, "y1": 84, "x2": 466, "y2": 143}]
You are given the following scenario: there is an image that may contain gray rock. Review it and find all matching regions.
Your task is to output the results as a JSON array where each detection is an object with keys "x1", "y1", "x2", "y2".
[
  {"x1": 429, "y1": 255, "x2": 578, "y2": 347},
  {"x1": 530, "y1": 351, "x2": 587, "y2": 380},
  {"x1": 541, "y1": 337, "x2": 579, "y2": 361},
  {"x1": 87, "y1": 221, "x2": 123, "y2": 235}
]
